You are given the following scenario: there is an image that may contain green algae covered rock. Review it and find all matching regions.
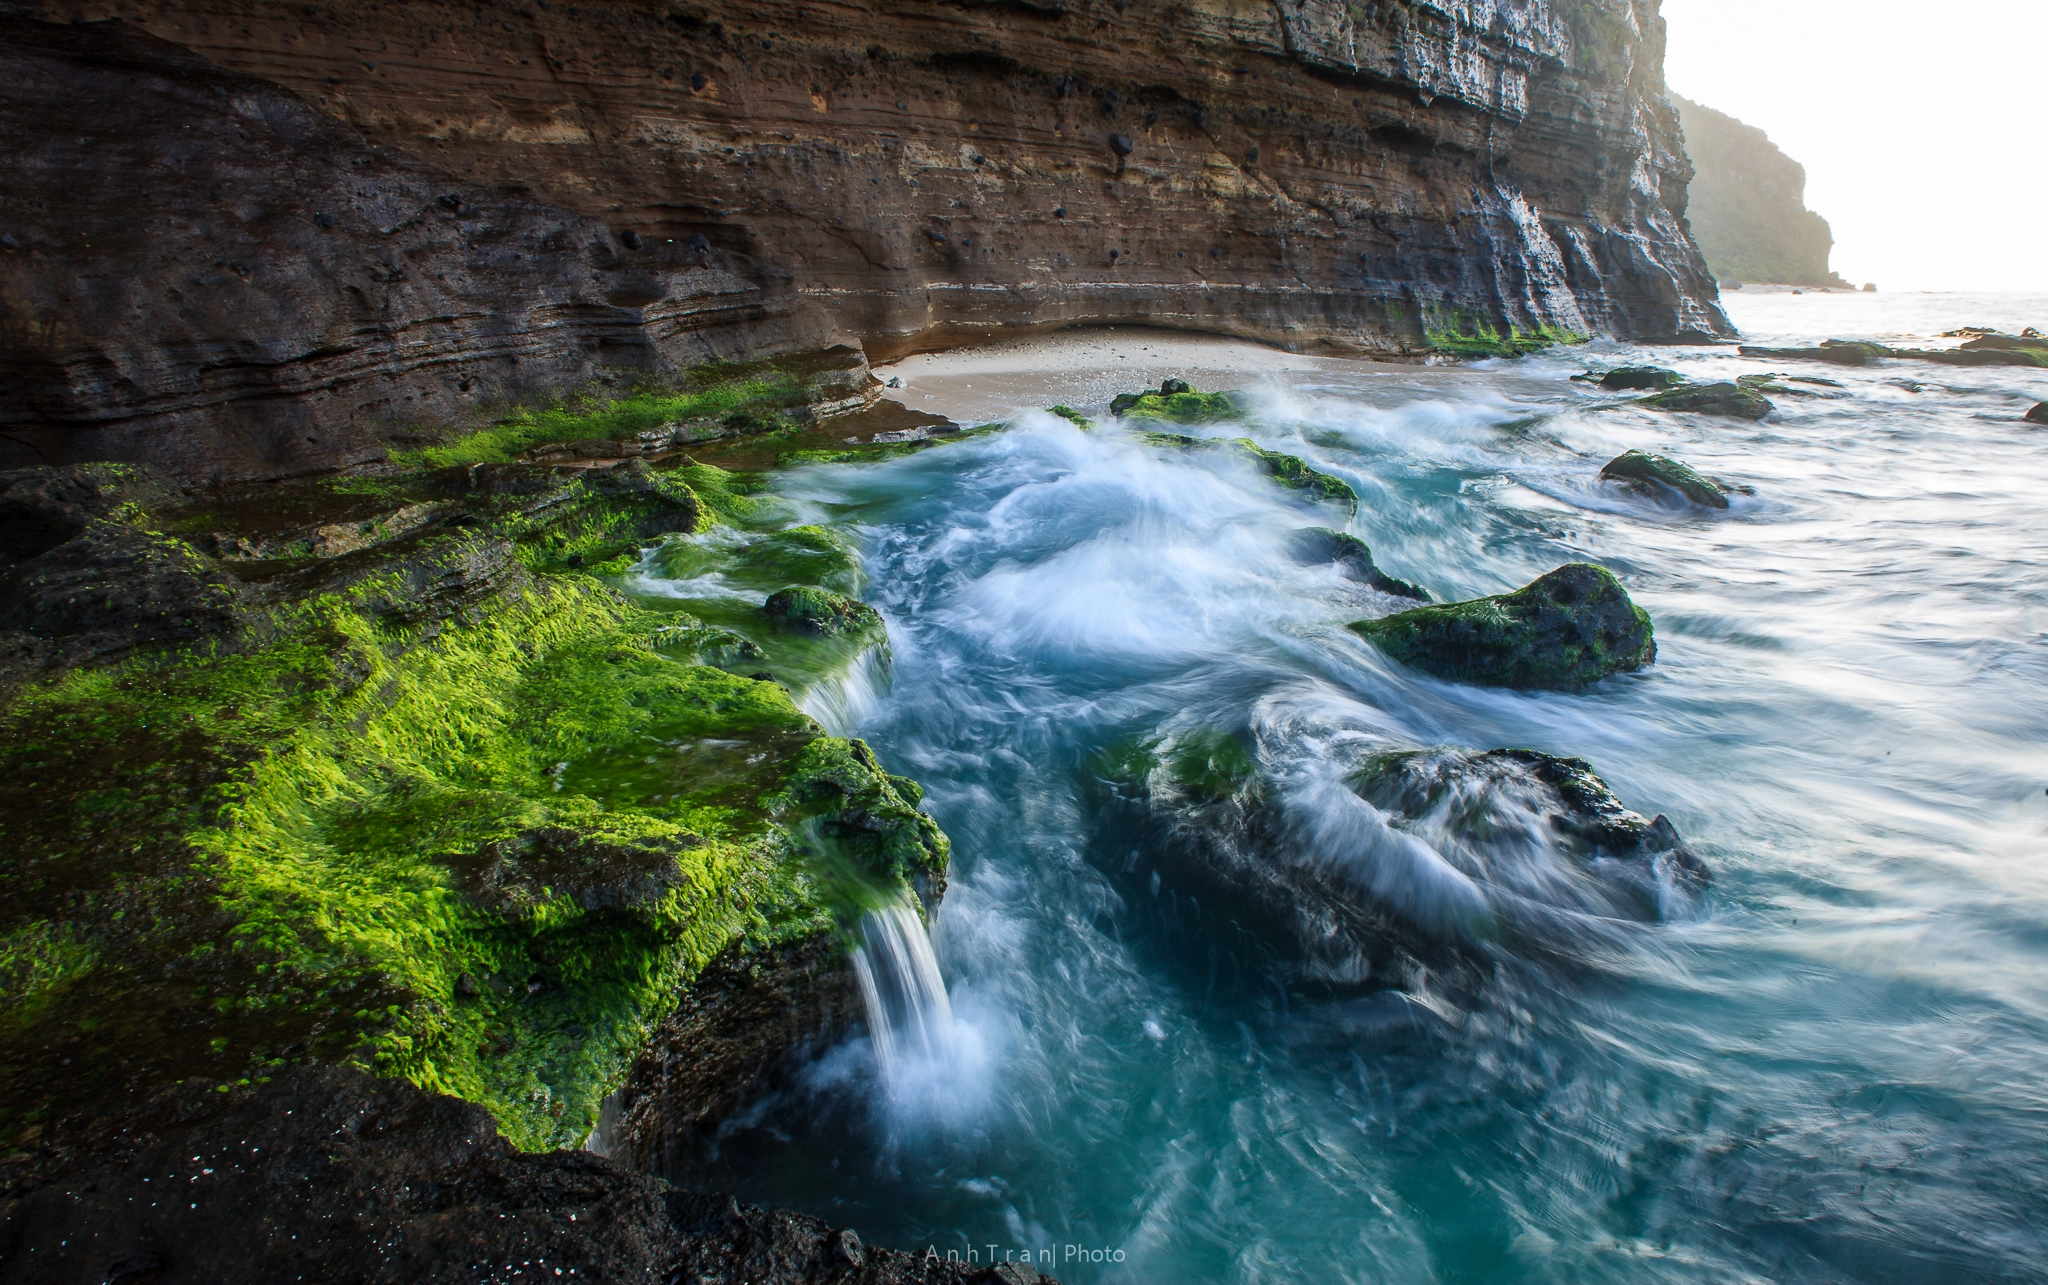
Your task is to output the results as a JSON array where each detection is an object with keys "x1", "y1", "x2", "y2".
[
  {"x1": 1138, "y1": 431, "x2": 1358, "y2": 511},
  {"x1": 1046, "y1": 404, "x2": 1095, "y2": 430},
  {"x1": 653, "y1": 524, "x2": 862, "y2": 598},
  {"x1": 1599, "y1": 450, "x2": 1735, "y2": 509},
  {"x1": 1351, "y1": 562, "x2": 1654, "y2": 690},
  {"x1": 1110, "y1": 383, "x2": 1251, "y2": 424},
  {"x1": 1288, "y1": 526, "x2": 1428, "y2": 599},
  {"x1": 1636, "y1": 381, "x2": 1774, "y2": 420},
  {"x1": 763, "y1": 585, "x2": 884, "y2": 639},
  {"x1": 0, "y1": 378, "x2": 947, "y2": 1160}
]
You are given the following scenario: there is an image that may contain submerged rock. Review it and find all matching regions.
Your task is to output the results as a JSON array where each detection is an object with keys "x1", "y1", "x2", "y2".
[
  {"x1": 763, "y1": 585, "x2": 884, "y2": 639},
  {"x1": 1351, "y1": 747, "x2": 1711, "y2": 892},
  {"x1": 1636, "y1": 381, "x2": 1775, "y2": 419},
  {"x1": 1351, "y1": 563, "x2": 1654, "y2": 691},
  {"x1": 1599, "y1": 449, "x2": 1737, "y2": 508},
  {"x1": 1095, "y1": 730, "x2": 1709, "y2": 995},
  {"x1": 1288, "y1": 526, "x2": 1429, "y2": 599}
]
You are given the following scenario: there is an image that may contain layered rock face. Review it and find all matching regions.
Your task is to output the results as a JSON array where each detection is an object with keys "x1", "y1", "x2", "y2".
[
  {"x1": 1673, "y1": 94, "x2": 1848, "y2": 288},
  {"x1": 4, "y1": 0, "x2": 1726, "y2": 481}
]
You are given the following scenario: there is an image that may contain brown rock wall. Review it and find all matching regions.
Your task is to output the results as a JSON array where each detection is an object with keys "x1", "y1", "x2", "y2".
[{"x1": 1, "y1": 0, "x2": 1727, "y2": 481}]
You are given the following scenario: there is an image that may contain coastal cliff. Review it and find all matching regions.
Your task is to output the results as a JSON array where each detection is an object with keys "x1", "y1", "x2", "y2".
[
  {"x1": 1673, "y1": 94, "x2": 1848, "y2": 288},
  {"x1": 1, "y1": 0, "x2": 1728, "y2": 482}
]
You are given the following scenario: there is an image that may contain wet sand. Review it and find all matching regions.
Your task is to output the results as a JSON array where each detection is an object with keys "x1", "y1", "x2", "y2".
[{"x1": 870, "y1": 327, "x2": 1398, "y2": 424}]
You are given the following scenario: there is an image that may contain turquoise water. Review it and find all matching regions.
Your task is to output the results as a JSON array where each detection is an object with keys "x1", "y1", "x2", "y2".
[{"x1": 655, "y1": 293, "x2": 2048, "y2": 1283}]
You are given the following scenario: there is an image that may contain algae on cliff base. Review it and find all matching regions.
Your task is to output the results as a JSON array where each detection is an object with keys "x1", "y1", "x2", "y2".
[{"x1": 0, "y1": 396, "x2": 947, "y2": 1155}]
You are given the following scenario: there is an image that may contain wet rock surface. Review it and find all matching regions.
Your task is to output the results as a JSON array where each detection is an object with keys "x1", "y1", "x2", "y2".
[
  {"x1": 764, "y1": 586, "x2": 886, "y2": 639},
  {"x1": 2028, "y1": 403, "x2": 2048, "y2": 425},
  {"x1": 1095, "y1": 732, "x2": 1709, "y2": 998},
  {"x1": 1288, "y1": 527, "x2": 1429, "y2": 600},
  {"x1": 1636, "y1": 381, "x2": 1776, "y2": 420},
  {"x1": 0, "y1": 464, "x2": 253, "y2": 679},
  {"x1": 1599, "y1": 449, "x2": 1737, "y2": 509},
  {"x1": 1351, "y1": 563, "x2": 1655, "y2": 691},
  {"x1": 0, "y1": 1065, "x2": 1046, "y2": 1285},
  {"x1": 1741, "y1": 334, "x2": 2048, "y2": 370},
  {"x1": 1582, "y1": 365, "x2": 1688, "y2": 391}
]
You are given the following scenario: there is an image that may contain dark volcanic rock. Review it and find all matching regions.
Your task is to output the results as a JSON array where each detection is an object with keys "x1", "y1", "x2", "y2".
[
  {"x1": 1637, "y1": 381, "x2": 1775, "y2": 420},
  {"x1": 1351, "y1": 563, "x2": 1655, "y2": 691},
  {"x1": 446, "y1": 826, "x2": 704, "y2": 920},
  {"x1": 0, "y1": 465, "x2": 252, "y2": 674},
  {"x1": 0, "y1": 1065, "x2": 1042, "y2": 1285},
  {"x1": 1599, "y1": 449, "x2": 1735, "y2": 508},
  {"x1": 1288, "y1": 526, "x2": 1429, "y2": 599},
  {"x1": 4, "y1": 3, "x2": 1727, "y2": 480},
  {"x1": 2028, "y1": 403, "x2": 2048, "y2": 425}
]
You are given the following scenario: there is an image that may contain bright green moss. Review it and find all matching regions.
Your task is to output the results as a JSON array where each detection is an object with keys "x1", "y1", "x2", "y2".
[
  {"x1": 0, "y1": 577, "x2": 930, "y2": 1151},
  {"x1": 652, "y1": 525, "x2": 862, "y2": 598},
  {"x1": 1109, "y1": 390, "x2": 1250, "y2": 423},
  {"x1": 1424, "y1": 309, "x2": 1585, "y2": 359},
  {"x1": 397, "y1": 374, "x2": 807, "y2": 470}
]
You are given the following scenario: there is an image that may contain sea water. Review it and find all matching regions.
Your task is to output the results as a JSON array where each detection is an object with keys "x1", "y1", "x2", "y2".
[{"x1": 647, "y1": 291, "x2": 2048, "y2": 1284}]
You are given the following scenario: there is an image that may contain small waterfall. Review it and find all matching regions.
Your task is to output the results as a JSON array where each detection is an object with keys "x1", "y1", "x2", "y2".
[{"x1": 850, "y1": 897, "x2": 956, "y2": 1078}]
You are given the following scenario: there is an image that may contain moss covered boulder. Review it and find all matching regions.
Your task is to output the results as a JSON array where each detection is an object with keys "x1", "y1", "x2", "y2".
[
  {"x1": 1636, "y1": 381, "x2": 1774, "y2": 420},
  {"x1": 1599, "y1": 450, "x2": 1736, "y2": 508},
  {"x1": 1093, "y1": 728, "x2": 1708, "y2": 996},
  {"x1": 1109, "y1": 382, "x2": 1251, "y2": 424},
  {"x1": 763, "y1": 585, "x2": 884, "y2": 640},
  {"x1": 1351, "y1": 563, "x2": 1654, "y2": 690},
  {"x1": 1288, "y1": 527, "x2": 1428, "y2": 599}
]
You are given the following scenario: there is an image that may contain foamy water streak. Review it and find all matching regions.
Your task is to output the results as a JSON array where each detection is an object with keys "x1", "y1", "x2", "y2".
[{"x1": 850, "y1": 896, "x2": 957, "y2": 1080}]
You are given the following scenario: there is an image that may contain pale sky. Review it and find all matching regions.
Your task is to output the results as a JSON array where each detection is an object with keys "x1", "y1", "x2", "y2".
[{"x1": 1661, "y1": 0, "x2": 2048, "y2": 293}]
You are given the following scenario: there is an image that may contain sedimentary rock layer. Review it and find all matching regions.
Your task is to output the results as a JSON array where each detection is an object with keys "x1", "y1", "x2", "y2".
[
  {"x1": 2, "y1": 1, "x2": 1726, "y2": 480},
  {"x1": 0, "y1": 18, "x2": 834, "y2": 482}
]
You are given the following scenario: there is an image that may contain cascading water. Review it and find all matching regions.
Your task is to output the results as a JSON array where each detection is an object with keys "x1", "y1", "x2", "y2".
[
  {"x1": 849, "y1": 896, "x2": 958, "y2": 1082},
  {"x1": 657, "y1": 292, "x2": 2048, "y2": 1284}
]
